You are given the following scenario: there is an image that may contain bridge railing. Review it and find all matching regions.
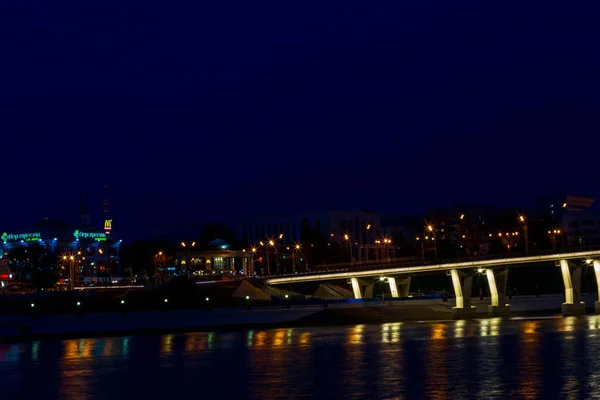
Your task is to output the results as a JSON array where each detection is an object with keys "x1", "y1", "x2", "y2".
[{"x1": 262, "y1": 245, "x2": 600, "y2": 280}]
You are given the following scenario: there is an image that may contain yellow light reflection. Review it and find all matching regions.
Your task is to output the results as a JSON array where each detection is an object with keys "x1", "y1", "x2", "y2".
[
  {"x1": 103, "y1": 338, "x2": 115, "y2": 357},
  {"x1": 431, "y1": 323, "x2": 447, "y2": 340},
  {"x1": 246, "y1": 330, "x2": 254, "y2": 347},
  {"x1": 185, "y1": 332, "x2": 208, "y2": 352},
  {"x1": 523, "y1": 321, "x2": 540, "y2": 335},
  {"x1": 378, "y1": 322, "x2": 401, "y2": 343},
  {"x1": 454, "y1": 320, "x2": 465, "y2": 338},
  {"x1": 299, "y1": 332, "x2": 311, "y2": 345},
  {"x1": 490, "y1": 318, "x2": 501, "y2": 336},
  {"x1": 273, "y1": 329, "x2": 285, "y2": 347},
  {"x1": 161, "y1": 334, "x2": 174, "y2": 353},
  {"x1": 589, "y1": 315, "x2": 600, "y2": 331},
  {"x1": 62, "y1": 338, "x2": 95, "y2": 359},
  {"x1": 425, "y1": 325, "x2": 449, "y2": 398},
  {"x1": 518, "y1": 321, "x2": 542, "y2": 399},
  {"x1": 254, "y1": 331, "x2": 266, "y2": 347},
  {"x1": 391, "y1": 322, "x2": 401, "y2": 343},
  {"x1": 347, "y1": 324, "x2": 365, "y2": 345},
  {"x1": 480, "y1": 319, "x2": 489, "y2": 336},
  {"x1": 381, "y1": 323, "x2": 391, "y2": 343}
]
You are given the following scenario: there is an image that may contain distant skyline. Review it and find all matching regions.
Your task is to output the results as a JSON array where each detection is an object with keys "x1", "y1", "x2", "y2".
[{"x1": 2, "y1": 2, "x2": 600, "y2": 237}]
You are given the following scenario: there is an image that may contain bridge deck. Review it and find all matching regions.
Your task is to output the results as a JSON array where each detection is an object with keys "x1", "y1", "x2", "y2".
[{"x1": 266, "y1": 248, "x2": 600, "y2": 285}]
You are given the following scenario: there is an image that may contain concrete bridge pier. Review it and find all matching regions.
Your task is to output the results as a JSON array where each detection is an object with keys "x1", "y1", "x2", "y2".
[
  {"x1": 450, "y1": 269, "x2": 476, "y2": 319},
  {"x1": 560, "y1": 259, "x2": 585, "y2": 316},
  {"x1": 349, "y1": 277, "x2": 374, "y2": 299},
  {"x1": 387, "y1": 276, "x2": 411, "y2": 298},
  {"x1": 486, "y1": 268, "x2": 510, "y2": 316},
  {"x1": 593, "y1": 260, "x2": 600, "y2": 313}
]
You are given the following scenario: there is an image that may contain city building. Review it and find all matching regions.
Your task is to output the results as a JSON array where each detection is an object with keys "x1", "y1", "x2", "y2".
[
  {"x1": 236, "y1": 209, "x2": 383, "y2": 263},
  {"x1": 174, "y1": 239, "x2": 251, "y2": 275},
  {"x1": 535, "y1": 195, "x2": 595, "y2": 226},
  {"x1": 536, "y1": 195, "x2": 598, "y2": 247},
  {"x1": 421, "y1": 203, "x2": 527, "y2": 257},
  {"x1": 0, "y1": 258, "x2": 13, "y2": 288},
  {"x1": 1, "y1": 190, "x2": 122, "y2": 283}
]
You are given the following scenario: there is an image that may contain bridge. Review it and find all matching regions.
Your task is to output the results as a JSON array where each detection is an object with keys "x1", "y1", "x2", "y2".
[{"x1": 265, "y1": 247, "x2": 600, "y2": 319}]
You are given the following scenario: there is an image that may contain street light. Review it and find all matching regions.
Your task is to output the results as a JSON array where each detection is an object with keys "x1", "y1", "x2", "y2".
[
  {"x1": 180, "y1": 241, "x2": 196, "y2": 276},
  {"x1": 518, "y1": 214, "x2": 529, "y2": 254},
  {"x1": 292, "y1": 243, "x2": 302, "y2": 273},
  {"x1": 344, "y1": 234, "x2": 353, "y2": 266},
  {"x1": 250, "y1": 247, "x2": 257, "y2": 275},
  {"x1": 548, "y1": 229, "x2": 561, "y2": 251},
  {"x1": 426, "y1": 224, "x2": 438, "y2": 259}
]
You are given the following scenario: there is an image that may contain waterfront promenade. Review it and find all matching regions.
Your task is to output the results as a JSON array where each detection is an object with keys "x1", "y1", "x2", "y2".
[{"x1": 1, "y1": 293, "x2": 598, "y2": 342}]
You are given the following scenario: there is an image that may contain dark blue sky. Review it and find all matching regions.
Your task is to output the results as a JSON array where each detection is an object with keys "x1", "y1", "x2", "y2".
[{"x1": 2, "y1": 1, "x2": 599, "y2": 236}]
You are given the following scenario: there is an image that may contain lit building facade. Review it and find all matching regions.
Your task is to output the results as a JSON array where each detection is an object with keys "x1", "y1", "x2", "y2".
[
  {"x1": 237, "y1": 209, "x2": 382, "y2": 263},
  {"x1": 174, "y1": 239, "x2": 252, "y2": 276},
  {"x1": 1, "y1": 189, "x2": 123, "y2": 283}
]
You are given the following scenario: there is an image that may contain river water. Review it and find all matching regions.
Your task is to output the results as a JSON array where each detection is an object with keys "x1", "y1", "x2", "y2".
[{"x1": 1, "y1": 315, "x2": 599, "y2": 399}]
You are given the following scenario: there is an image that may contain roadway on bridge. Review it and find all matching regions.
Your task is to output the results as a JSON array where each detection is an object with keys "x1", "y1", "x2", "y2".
[{"x1": 266, "y1": 249, "x2": 600, "y2": 285}]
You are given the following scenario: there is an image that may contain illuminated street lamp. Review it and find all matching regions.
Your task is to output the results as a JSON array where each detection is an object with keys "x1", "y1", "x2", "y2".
[
  {"x1": 154, "y1": 251, "x2": 164, "y2": 282},
  {"x1": 548, "y1": 229, "x2": 561, "y2": 251},
  {"x1": 518, "y1": 214, "x2": 529, "y2": 254},
  {"x1": 426, "y1": 224, "x2": 438, "y2": 259},
  {"x1": 249, "y1": 247, "x2": 257, "y2": 275},
  {"x1": 457, "y1": 214, "x2": 465, "y2": 259},
  {"x1": 292, "y1": 243, "x2": 302, "y2": 273},
  {"x1": 344, "y1": 234, "x2": 354, "y2": 266}
]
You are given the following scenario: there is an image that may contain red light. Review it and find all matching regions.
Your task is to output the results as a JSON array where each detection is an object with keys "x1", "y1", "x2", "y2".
[{"x1": 0, "y1": 274, "x2": 8, "y2": 279}]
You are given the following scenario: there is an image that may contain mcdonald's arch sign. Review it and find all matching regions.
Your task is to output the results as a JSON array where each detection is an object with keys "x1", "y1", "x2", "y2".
[{"x1": 104, "y1": 219, "x2": 112, "y2": 234}]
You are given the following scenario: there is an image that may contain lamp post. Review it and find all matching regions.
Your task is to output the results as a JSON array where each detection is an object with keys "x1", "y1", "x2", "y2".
[
  {"x1": 344, "y1": 234, "x2": 353, "y2": 266},
  {"x1": 416, "y1": 237, "x2": 425, "y2": 263},
  {"x1": 250, "y1": 247, "x2": 257, "y2": 276},
  {"x1": 382, "y1": 238, "x2": 392, "y2": 261},
  {"x1": 548, "y1": 229, "x2": 561, "y2": 251},
  {"x1": 519, "y1": 214, "x2": 528, "y2": 254},
  {"x1": 268, "y1": 239, "x2": 278, "y2": 275},
  {"x1": 180, "y1": 241, "x2": 196, "y2": 275},
  {"x1": 426, "y1": 224, "x2": 438, "y2": 259},
  {"x1": 154, "y1": 251, "x2": 163, "y2": 283},
  {"x1": 457, "y1": 214, "x2": 464, "y2": 259},
  {"x1": 288, "y1": 243, "x2": 302, "y2": 273},
  {"x1": 63, "y1": 254, "x2": 76, "y2": 290}
]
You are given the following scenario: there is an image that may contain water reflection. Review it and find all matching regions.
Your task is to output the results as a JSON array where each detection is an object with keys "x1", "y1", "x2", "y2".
[
  {"x1": 6, "y1": 317, "x2": 600, "y2": 399},
  {"x1": 31, "y1": 341, "x2": 40, "y2": 361},
  {"x1": 161, "y1": 334, "x2": 174, "y2": 353},
  {"x1": 477, "y1": 322, "x2": 502, "y2": 398},
  {"x1": 560, "y1": 318, "x2": 580, "y2": 397},
  {"x1": 430, "y1": 323, "x2": 447, "y2": 340},
  {"x1": 454, "y1": 320, "x2": 465, "y2": 338},
  {"x1": 588, "y1": 315, "x2": 600, "y2": 333},
  {"x1": 381, "y1": 322, "x2": 401, "y2": 343},
  {"x1": 425, "y1": 324, "x2": 449, "y2": 399},
  {"x1": 480, "y1": 318, "x2": 501, "y2": 337},
  {"x1": 347, "y1": 324, "x2": 365, "y2": 345},
  {"x1": 61, "y1": 337, "x2": 131, "y2": 360},
  {"x1": 345, "y1": 325, "x2": 367, "y2": 397},
  {"x1": 585, "y1": 316, "x2": 600, "y2": 394},
  {"x1": 185, "y1": 332, "x2": 209, "y2": 352},
  {"x1": 518, "y1": 320, "x2": 542, "y2": 399},
  {"x1": 298, "y1": 332, "x2": 311, "y2": 345}
]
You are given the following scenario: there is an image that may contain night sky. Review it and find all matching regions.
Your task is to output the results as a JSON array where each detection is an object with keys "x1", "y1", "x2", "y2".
[{"x1": 2, "y1": 2, "x2": 600, "y2": 237}]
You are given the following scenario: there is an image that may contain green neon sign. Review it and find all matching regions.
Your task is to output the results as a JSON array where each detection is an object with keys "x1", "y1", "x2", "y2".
[
  {"x1": 73, "y1": 230, "x2": 106, "y2": 240},
  {"x1": 2, "y1": 232, "x2": 42, "y2": 242}
]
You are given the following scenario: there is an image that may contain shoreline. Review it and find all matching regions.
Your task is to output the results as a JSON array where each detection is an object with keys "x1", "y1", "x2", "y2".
[{"x1": 0, "y1": 305, "x2": 579, "y2": 343}]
